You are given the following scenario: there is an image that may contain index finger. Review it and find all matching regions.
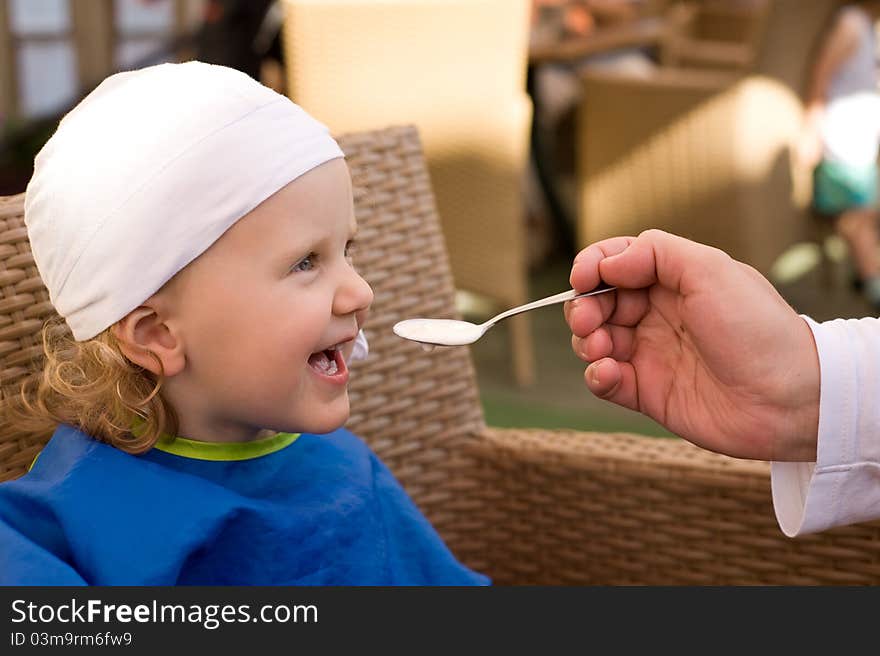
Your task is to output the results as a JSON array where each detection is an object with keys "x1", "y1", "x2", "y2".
[{"x1": 569, "y1": 236, "x2": 635, "y2": 292}]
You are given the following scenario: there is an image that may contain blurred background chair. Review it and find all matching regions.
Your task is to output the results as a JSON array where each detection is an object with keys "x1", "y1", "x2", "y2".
[
  {"x1": 279, "y1": 0, "x2": 536, "y2": 386},
  {"x1": 4, "y1": 125, "x2": 880, "y2": 584},
  {"x1": 576, "y1": 0, "x2": 839, "y2": 276}
]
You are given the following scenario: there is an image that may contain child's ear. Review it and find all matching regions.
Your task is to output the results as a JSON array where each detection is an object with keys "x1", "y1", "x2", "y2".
[{"x1": 111, "y1": 306, "x2": 185, "y2": 378}]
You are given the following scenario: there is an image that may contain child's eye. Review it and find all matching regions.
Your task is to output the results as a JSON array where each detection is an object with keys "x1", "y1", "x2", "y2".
[
  {"x1": 345, "y1": 240, "x2": 356, "y2": 261},
  {"x1": 290, "y1": 253, "x2": 317, "y2": 273}
]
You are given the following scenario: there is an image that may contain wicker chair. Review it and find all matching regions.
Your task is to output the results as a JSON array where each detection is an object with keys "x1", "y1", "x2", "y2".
[
  {"x1": 279, "y1": 0, "x2": 535, "y2": 386},
  {"x1": 576, "y1": 0, "x2": 839, "y2": 276},
  {"x1": 2, "y1": 126, "x2": 880, "y2": 584}
]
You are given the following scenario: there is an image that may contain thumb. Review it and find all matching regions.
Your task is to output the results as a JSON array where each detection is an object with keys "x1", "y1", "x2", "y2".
[
  {"x1": 598, "y1": 231, "x2": 664, "y2": 289},
  {"x1": 600, "y1": 229, "x2": 722, "y2": 294}
]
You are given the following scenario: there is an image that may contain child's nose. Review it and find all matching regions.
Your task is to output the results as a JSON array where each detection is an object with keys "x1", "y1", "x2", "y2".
[{"x1": 334, "y1": 266, "x2": 373, "y2": 316}]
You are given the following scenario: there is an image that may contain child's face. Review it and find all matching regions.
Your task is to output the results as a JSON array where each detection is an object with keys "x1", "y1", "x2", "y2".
[{"x1": 160, "y1": 158, "x2": 373, "y2": 441}]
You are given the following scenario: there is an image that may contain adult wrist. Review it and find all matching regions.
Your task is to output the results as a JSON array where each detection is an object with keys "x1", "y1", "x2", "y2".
[{"x1": 777, "y1": 317, "x2": 820, "y2": 462}]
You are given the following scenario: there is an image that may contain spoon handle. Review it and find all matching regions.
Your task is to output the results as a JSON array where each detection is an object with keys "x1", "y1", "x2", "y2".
[{"x1": 485, "y1": 282, "x2": 616, "y2": 325}]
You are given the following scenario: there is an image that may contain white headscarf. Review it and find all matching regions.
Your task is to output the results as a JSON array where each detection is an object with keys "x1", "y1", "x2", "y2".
[{"x1": 25, "y1": 61, "x2": 345, "y2": 342}]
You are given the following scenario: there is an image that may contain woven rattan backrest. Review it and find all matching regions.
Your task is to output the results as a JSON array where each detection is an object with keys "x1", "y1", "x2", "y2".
[
  {"x1": 0, "y1": 193, "x2": 56, "y2": 480},
  {"x1": 0, "y1": 125, "x2": 485, "y2": 485},
  {"x1": 336, "y1": 126, "x2": 486, "y2": 496}
]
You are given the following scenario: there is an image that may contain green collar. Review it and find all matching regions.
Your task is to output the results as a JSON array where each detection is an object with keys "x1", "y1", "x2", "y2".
[{"x1": 153, "y1": 432, "x2": 301, "y2": 461}]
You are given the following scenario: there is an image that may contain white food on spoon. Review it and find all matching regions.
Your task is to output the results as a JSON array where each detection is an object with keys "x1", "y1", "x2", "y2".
[
  {"x1": 393, "y1": 284, "x2": 618, "y2": 348},
  {"x1": 392, "y1": 319, "x2": 483, "y2": 346}
]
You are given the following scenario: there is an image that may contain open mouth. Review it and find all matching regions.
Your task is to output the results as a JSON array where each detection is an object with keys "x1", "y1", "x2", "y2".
[{"x1": 307, "y1": 344, "x2": 348, "y2": 378}]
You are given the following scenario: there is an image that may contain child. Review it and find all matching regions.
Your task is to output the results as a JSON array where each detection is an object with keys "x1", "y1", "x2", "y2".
[
  {"x1": 798, "y1": 2, "x2": 880, "y2": 309},
  {"x1": 0, "y1": 61, "x2": 489, "y2": 585}
]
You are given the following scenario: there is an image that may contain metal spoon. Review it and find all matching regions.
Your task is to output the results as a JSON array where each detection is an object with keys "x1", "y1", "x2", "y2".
[{"x1": 392, "y1": 282, "x2": 616, "y2": 347}]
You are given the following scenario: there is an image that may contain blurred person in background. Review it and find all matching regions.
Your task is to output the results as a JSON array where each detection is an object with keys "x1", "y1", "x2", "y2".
[
  {"x1": 137, "y1": 0, "x2": 278, "y2": 82},
  {"x1": 798, "y1": 1, "x2": 880, "y2": 310},
  {"x1": 530, "y1": 0, "x2": 652, "y2": 126},
  {"x1": 531, "y1": 0, "x2": 641, "y2": 39},
  {"x1": 529, "y1": 1, "x2": 655, "y2": 251},
  {"x1": 194, "y1": 0, "x2": 284, "y2": 88}
]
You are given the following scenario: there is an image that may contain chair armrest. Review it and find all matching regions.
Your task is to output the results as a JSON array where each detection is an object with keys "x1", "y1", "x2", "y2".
[
  {"x1": 580, "y1": 65, "x2": 739, "y2": 94},
  {"x1": 668, "y1": 39, "x2": 755, "y2": 70},
  {"x1": 438, "y1": 427, "x2": 880, "y2": 585}
]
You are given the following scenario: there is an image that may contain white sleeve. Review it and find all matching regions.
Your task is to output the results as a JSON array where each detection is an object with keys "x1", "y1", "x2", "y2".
[{"x1": 771, "y1": 315, "x2": 880, "y2": 536}]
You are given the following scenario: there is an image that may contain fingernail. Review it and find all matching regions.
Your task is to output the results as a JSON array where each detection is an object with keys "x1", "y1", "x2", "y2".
[{"x1": 589, "y1": 362, "x2": 601, "y2": 386}]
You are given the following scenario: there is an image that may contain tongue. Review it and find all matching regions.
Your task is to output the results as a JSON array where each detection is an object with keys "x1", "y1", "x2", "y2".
[{"x1": 308, "y1": 351, "x2": 331, "y2": 370}]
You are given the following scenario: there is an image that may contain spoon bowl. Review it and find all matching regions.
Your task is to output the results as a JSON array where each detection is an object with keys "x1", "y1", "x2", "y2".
[{"x1": 393, "y1": 282, "x2": 616, "y2": 347}]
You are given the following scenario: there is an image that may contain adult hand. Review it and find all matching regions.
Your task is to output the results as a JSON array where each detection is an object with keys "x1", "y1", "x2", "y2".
[{"x1": 565, "y1": 230, "x2": 820, "y2": 462}]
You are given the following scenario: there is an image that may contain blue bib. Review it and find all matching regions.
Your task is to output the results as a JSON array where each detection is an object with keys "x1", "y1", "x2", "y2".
[{"x1": 0, "y1": 425, "x2": 489, "y2": 585}]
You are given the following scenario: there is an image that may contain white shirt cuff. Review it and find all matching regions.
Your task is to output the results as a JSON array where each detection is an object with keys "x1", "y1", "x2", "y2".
[{"x1": 772, "y1": 315, "x2": 880, "y2": 536}]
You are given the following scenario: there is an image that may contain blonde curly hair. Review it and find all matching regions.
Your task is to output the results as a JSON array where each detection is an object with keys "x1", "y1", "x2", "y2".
[{"x1": 4, "y1": 316, "x2": 178, "y2": 454}]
